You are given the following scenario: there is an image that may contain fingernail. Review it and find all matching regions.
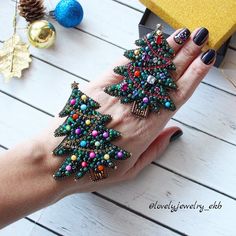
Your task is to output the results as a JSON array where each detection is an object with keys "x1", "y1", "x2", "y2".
[
  {"x1": 201, "y1": 49, "x2": 216, "y2": 65},
  {"x1": 193, "y1": 27, "x2": 209, "y2": 46},
  {"x1": 174, "y1": 28, "x2": 191, "y2": 45},
  {"x1": 170, "y1": 130, "x2": 183, "y2": 143}
]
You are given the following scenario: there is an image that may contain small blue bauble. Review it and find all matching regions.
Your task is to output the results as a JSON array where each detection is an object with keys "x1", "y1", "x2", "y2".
[
  {"x1": 54, "y1": 0, "x2": 84, "y2": 28},
  {"x1": 165, "y1": 101, "x2": 171, "y2": 108}
]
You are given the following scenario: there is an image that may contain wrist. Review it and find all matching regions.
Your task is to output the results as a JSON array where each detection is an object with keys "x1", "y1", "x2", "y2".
[
  {"x1": 29, "y1": 138, "x2": 71, "y2": 201},
  {"x1": 0, "y1": 138, "x2": 70, "y2": 227}
]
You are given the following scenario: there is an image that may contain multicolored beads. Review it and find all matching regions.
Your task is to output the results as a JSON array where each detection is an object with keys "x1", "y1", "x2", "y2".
[
  {"x1": 53, "y1": 82, "x2": 131, "y2": 181},
  {"x1": 104, "y1": 25, "x2": 177, "y2": 118}
]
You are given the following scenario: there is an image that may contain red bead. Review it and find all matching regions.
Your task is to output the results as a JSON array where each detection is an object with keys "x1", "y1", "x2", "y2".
[
  {"x1": 81, "y1": 162, "x2": 87, "y2": 167},
  {"x1": 72, "y1": 114, "x2": 79, "y2": 120},
  {"x1": 134, "y1": 70, "x2": 140, "y2": 77},
  {"x1": 156, "y1": 35, "x2": 162, "y2": 44}
]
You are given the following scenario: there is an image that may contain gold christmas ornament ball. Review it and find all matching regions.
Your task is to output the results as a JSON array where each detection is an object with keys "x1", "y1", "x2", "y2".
[{"x1": 27, "y1": 20, "x2": 56, "y2": 48}]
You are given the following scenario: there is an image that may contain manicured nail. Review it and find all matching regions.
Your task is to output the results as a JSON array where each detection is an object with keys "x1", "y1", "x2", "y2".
[
  {"x1": 174, "y1": 28, "x2": 191, "y2": 45},
  {"x1": 170, "y1": 130, "x2": 183, "y2": 142},
  {"x1": 201, "y1": 49, "x2": 216, "y2": 65},
  {"x1": 193, "y1": 27, "x2": 209, "y2": 46}
]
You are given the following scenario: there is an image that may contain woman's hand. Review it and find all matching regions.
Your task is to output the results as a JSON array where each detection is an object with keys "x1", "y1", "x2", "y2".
[
  {"x1": 38, "y1": 27, "x2": 215, "y2": 196},
  {"x1": 0, "y1": 27, "x2": 216, "y2": 227}
]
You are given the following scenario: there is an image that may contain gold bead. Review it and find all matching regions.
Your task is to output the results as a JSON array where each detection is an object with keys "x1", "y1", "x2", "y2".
[
  {"x1": 27, "y1": 20, "x2": 56, "y2": 49},
  {"x1": 71, "y1": 155, "x2": 77, "y2": 161},
  {"x1": 134, "y1": 49, "x2": 139, "y2": 55},
  {"x1": 104, "y1": 154, "x2": 110, "y2": 160},
  {"x1": 85, "y1": 119, "x2": 91, "y2": 125},
  {"x1": 81, "y1": 95, "x2": 87, "y2": 101}
]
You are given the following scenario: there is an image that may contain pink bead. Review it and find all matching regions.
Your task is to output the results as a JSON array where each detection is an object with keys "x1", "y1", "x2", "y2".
[
  {"x1": 121, "y1": 83, "x2": 128, "y2": 91},
  {"x1": 81, "y1": 161, "x2": 87, "y2": 167},
  {"x1": 89, "y1": 152, "x2": 96, "y2": 158},
  {"x1": 103, "y1": 132, "x2": 109, "y2": 138},
  {"x1": 117, "y1": 151, "x2": 123, "y2": 158},
  {"x1": 143, "y1": 97, "x2": 149, "y2": 103},
  {"x1": 70, "y1": 99, "x2": 76, "y2": 105},
  {"x1": 66, "y1": 165, "x2": 72, "y2": 171},
  {"x1": 92, "y1": 130, "x2": 98, "y2": 137}
]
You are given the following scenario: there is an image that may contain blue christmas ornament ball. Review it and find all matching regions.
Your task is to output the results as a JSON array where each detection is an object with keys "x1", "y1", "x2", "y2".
[{"x1": 54, "y1": 0, "x2": 84, "y2": 28}]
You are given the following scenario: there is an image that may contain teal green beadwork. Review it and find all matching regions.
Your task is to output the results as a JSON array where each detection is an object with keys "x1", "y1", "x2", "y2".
[
  {"x1": 53, "y1": 82, "x2": 131, "y2": 181},
  {"x1": 104, "y1": 27, "x2": 177, "y2": 117}
]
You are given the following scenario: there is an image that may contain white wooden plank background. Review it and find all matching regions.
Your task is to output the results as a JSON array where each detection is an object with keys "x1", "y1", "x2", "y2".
[
  {"x1": 0, "y1": 0, "x2": 236, "y2": 235},
  {"x1": 30, "y1": 193, "x2": 180, "y2": 236},
  {"x1": 0, "y1": 218, "x2": 54, "y2": 236}
]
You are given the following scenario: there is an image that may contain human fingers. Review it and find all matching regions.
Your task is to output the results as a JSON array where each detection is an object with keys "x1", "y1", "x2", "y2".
[
  {"x1": 166, "y1": 28, "x2": 191, "y2": 54},
  {"x1": 174, "y1": 49, "x2": 216, "y2": 107},
  {"x1": 172, "y1": 27, "x2": 209, "y2": 80}
]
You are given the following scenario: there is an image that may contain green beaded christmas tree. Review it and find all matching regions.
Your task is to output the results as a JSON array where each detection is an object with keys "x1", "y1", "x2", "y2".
[
  {"x1": 104, "y1": 25, "x2": 177, "y2": 118},
  {"x1": 53, "y1": 82, "x2": 131, "y2": 181}
]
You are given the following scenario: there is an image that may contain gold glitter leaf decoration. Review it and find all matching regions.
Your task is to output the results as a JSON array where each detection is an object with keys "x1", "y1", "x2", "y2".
[{"x1": 0, "y1": 34, "x2": 32, "y2": 81}]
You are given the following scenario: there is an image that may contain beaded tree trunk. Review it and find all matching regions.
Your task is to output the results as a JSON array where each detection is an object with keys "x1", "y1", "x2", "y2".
[
  {"x1": 53, "y1": 82, "x2": 130, "y2": 181},
  {"x1": 105, "y1": 25, "x2": 177, "y2": 118}
]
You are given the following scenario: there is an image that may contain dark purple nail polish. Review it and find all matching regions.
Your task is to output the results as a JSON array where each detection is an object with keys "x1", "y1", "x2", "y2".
[
  {"x1": 174, "y1": 28, "x2": 191, "y2": 45},
  {"x1": 193, "y1": 27, "x2": 209, "y2": 46},
  {"x1": 201, "y1": 49, "x2": 216, "y2": 65},
  {"x1": 170, "y1": 130, "x2": 183, "y2": 143}
]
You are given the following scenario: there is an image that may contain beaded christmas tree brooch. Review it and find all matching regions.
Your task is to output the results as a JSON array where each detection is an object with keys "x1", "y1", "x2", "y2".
[
  {"x1": 104, "y1": 24, "x2": 177, "y2": 118},
  {"x1": 53, "y1": 82, "x2": 131, "y2": 181}
]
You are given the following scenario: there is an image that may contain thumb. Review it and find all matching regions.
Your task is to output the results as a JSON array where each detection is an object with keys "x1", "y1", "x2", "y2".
[{"x1": 125, "y1": 127, "x2": 183, "y2": 180}]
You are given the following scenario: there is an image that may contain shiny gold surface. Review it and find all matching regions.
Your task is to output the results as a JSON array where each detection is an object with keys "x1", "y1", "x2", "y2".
[{"x1": 28, "y1": 20, "x2": 56, "y2": 48}]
